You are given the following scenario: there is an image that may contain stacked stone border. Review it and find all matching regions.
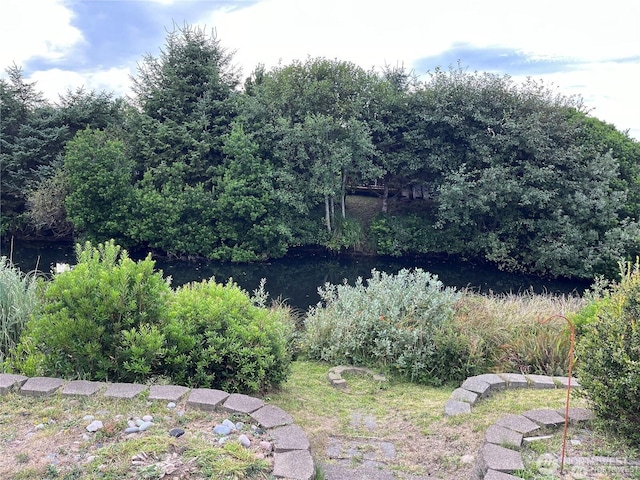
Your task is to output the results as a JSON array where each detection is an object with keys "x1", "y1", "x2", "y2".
[
  {"x1": 471, "y1": 406, "x2": 595, "y2": 479},
  {"x1": 0, "y1": 374, "x2": 314, "y2": 480},
  {"x1": 444, "y1": 373, "x2": 580, "y2": 417},
  {"x1": 443, "y1": 372, "x2": 592, "y2": 480},
  {"x1": 327, "y1": 365, "x2": 386, "y2": 390}
]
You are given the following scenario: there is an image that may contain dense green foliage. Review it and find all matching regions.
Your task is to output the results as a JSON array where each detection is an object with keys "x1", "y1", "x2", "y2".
[
  {"x1": 303, "y1": 269, "x2": 475, "y2": 385},
  {"x1": 576, "y1": 260, "x2": 640, "y2": 445},
  {"x1": 4, "y1": 241, "x2": 293, "y2": 393},
  {"x1": 0, "y1": 257, "x2": 40, "y2": 364},
  {"x1": 7, "y1": 241, "x2": 171, "y2": 381},
  {"x1": 163, "y1": 279, "x2": 292, "y2": 393},
  {"x1": 2, "y1": 24, "x2": 640, "y2": 279}
]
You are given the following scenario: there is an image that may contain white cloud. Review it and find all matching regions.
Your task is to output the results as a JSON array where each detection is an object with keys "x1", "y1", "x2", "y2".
[
  {"x1": 0, "y1": 0, "x2": 83, "y2": 68},
  {"x1": 28, "y1": 67, "x2": 133, "y2": 101}
]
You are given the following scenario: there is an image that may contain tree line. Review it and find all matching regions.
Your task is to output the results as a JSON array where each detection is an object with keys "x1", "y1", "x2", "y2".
[{"x1": 2, "y1": 24, "x2": 639, "y2": 278}]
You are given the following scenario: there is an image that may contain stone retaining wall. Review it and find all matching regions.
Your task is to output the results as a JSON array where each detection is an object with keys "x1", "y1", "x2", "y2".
[{"x1": 0, "y1": 374, "x2": 314, "y2": 480}]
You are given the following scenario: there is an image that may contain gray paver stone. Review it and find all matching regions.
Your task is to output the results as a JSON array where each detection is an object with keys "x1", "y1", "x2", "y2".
[
  {"x1": 61, "y1": 380, "x2": 104, "y2": 397},
  {"x1": 273, "y1": 450, "x2": 314, "y2": 480},
  {"x1": 0, "y1": 374, "x2": 28, "y2": 394},
  {"x1": 485, "y1": 424, "x2": 523, "y2": 448},
  {"x1": 553, "y1": 376, "x2": 581, "y2": 389},
  {"x1": 148, "y1": 385, "x2": 189, "y2": 402},
  {"x1": 222, "y1": 393, "x2": 264, "y2": 414},
  {"x1": 495, "y1": 414, "x2": 540, "y2": 434},
  {"x1": 103, "y1": 383, "x2": 147, "y2": 399},
  {"x1": 525, "y1": 374, "x2": 556, "y2": 389},
  {"x1": 461, "y1": 377, "x2": 491, "y2": 397},
  {"x1": 480, "y1": 443, "x2": 524, "y2": 472},
  {"x1": 20, "y1": 377, "x2": 65, "y2": 397},
  {"x1": 451, "y1": 387, "x2": 479, "y2": 404},
  {"x1": 321, "y1": 464, "x2": 397, "y2": 480},
  {"x1": 332, "y1": 379, "x2": 348, "y2": 390},
  {"x1": 522, "y1": 408, "x2": 565, "y2": 427},
  {"x1": 499, "y1": 373, "x2": 528, "y2": 389},
  {"x1": 187, "y1": 388, "x2": 229, "y2": 411},
  {"x1": 270, "y1": 424, "x2": 311, "y2": 452},
  {"x1": 475, "y1": 373, "x2": 507, "y2": 391},
  {"x1": 484, "y1": 469, "x2": 525, "y2": 480},
  {"x1": 444, "y1": 399, "x2": 471, "y2": 416},
  {"x1": 251, "y1": 404, "x2": 294, "y2": 429},
  {"x1": 557, "y1": 407, "x2": 594, "y2": 423}
]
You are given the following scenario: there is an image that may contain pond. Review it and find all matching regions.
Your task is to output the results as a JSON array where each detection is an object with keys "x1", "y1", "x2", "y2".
[{"x1": 3, "y1": 241, "x2": 590, "y2": 311}]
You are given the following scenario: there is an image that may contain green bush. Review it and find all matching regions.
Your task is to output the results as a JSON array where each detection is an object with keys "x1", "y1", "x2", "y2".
[
  {"x1": 7, "y1": 240, "x2": 171, "y2": 381},
  {"x1": 576, "y1": 259, "x2": 640, "y2": 446},
  {"x1": 302, "y1": 268, "x2": 471, "y2": 385},
  {"x1": 163, "y1": 278, "x2": 292, "y2": 393},
  {"x1": 0, "y1": 257, "x2": 41, "y2": 365}
]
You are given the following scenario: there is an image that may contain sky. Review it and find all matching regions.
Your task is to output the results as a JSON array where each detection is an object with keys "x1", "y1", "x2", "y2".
[{"x1": 1, "y1": 0, "x2": 639, "y2": 139}]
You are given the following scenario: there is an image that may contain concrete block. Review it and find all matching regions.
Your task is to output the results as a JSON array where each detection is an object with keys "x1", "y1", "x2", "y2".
[
  {"x1": 251, "y1": 404, "x2": 294, "y2": 429},
  {"x1": 222, "y1": 393, "x2": 264, "y2": 414},
  {"x1": 557, "y1": 407, "x2": 594, "y2": 423},
  {"x1": 451, "y1": 387, "x2": 479, "y2": 404},
  {"x1": 273, "y1": 450, "x2": 314, "y2": 480},
  {"x1": 499, "y1": 373, "x2": 528, "y2": 389},
  {"x1": 103, "y1": 383, "x2": 147, "y2": 399},
  {"x1": 479, "y1": 443, "x2": 524, "y2": 473},
  {"x1": 61, "y1": 380, "x2": 104, "y2": 397},
  {"x1": 495, "y1": 414, "x2": 540, "y2": 435},
  {"x1": 553, "y1": 376, "x2": 581, "y2": 389},
  {"x1": 475, "y1": 373, "x2": 507, "y2": 391},
  {"x1": 187, "y1": 388, "x2": 229, "y2": 411},
  {"x1": 148, "y1": 385, "x2": 189, "y2": 402},
  {"x1": 20, "y1": 377, "x2": 65, "y2": 397},
  {"x1": 0, "y1": 374, "x2": 28, "y2": 394},
  {"x1": 484, "y1": 469, "x2": 525, "y2": 479},
  {"x1": 485, "y1": 424, "x2": 523, "y2": 449},
  {"x1": 270, "y1": 424, "x2": 311, "y2": 452},
  {"x1": 461, "y1": 377, "x2": 491, "y2": 397},
  {"x1": 444, "y1": 399, "x2": 471, "y2": 416},
  {"x1": 525, "y1": 374, "x2": 555, "y2": 389},
  {"x1": 522, "y1": 408, "x2": 565, "y2": 427}
]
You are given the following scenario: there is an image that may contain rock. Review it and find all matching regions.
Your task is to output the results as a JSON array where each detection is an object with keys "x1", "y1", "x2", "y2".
[
  {"x1": 124, "y1": 427, "x2": 140, "y2": 434},
  {"x1": 260, "y1": 441, "x2": 273, "y2": 453},
  {"x1": 218, "y1": 436, "x2": 229, "y2": 445},
  {"x1": 169, "y1": 428, "x2": 185, "y2": 438},
  {"x1": 35, "y1": 423, "x2": 45, "y2": 430},
  {"x1": 235, "y1": 422, "x2": 244, "y2": 430},
  {"x1": 135, "y1": 418, "x2": 144, "y2": 427},
  {"x1": 127, "y1": 420, "x2": 136, "y2": 428},
  {"x1": 222, "y1": 419, "x2": 236, "y2": 430},
  {"x1": 167, "y1": 402, "x2": 176, "y2": 409},
  {"x1": 86, "y1": 420, "x2": 103, "y2": 432},
  {"x1": 142, "y1": 415, "x2": 153, "y2": 422},
  {"x1": 238, "y1": 434, "x2": 251, "y2": 448},
  {"x1": 214, "y1": 424, "x2": 232, "y2": 435},
  {"x1": 139, "y1": 421, "x2": 153, "y2": 431},
  {"x1": 83, "y1": 415, "x2": 95, "y2": 422}
]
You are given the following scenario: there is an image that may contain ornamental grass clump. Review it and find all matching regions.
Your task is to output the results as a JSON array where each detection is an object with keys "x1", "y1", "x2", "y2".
[
  {"x1": 0, "y1": 257, "x2": 40, "y2": 365},
  {"x1": 303, "y1": 268, "x2": 470, "y2": 385}
]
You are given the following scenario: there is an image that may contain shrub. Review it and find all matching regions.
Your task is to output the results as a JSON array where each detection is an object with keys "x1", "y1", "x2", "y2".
[
  {"x1": 7, "y1": 240, "x2": 171, "y2": 381},
  {"x1": 163, "y1": 278, "x2": 292, "y2": 393},
  {"x1": 0, "y1": 257, "x2": 40, "y2": 365},
  {"x1": 576, "y1": 259, "x2": 640, "y2": 446},
  {"x1": 302, "y1": 268, "x2": 469, "y2": 385}
]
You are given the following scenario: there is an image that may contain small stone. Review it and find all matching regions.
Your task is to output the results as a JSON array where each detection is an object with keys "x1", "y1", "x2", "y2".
[
  {"x1": 238, "y1": 434, "x2": 251, "y2": 448},
  {"x1": 127, "y1": 420, "x2": 136, "y2": 428},
  {"x1": 35, "y1": 423, "x2": 45, "y2": 430},
  {"x1": 86, "y1": 420, "x2": 103, "y2": 432},
  {"x1": 83, "y1": 415, "x2": 94, "y2": 422},
  {"x1": 571, "y1": 439, "x2": 582, "y2": 446},
  {"x1": 259, "y1": 441, "x2": 273, "y2": 453},
  {"x1": 124, "y1": 427, "x2": 140, "y2": 434},
  {"x1": 135, "y1": 418, "x2": 144, "y2": 427},
  {"x1": 85, "y1": 455, "x2": 96, "y2": 463},
  {"x1": 139, "y1": 421, "x2": 153, "y2": 432},
  {"x1": 235, "y1": 422, "x2": 244, "y2": 431},
  {"x1": 460, "y1": 454, "x2": 474, "y2": 464},
  {"x1": 214, "y1": 424, "x2": 232, "y2": 435},
  {"x1": 167, "y1": 402, "x2": 176, "y2": 409},
  {"x1": 218, "y1": 436, "x2": 229, "y2": 445},
  {"x1": 142, "y1": 415, "x2": 153, "y2": 422},
  {"x1": 222, "y1": 419, "x2": 236, "y2": 430},
  {"x1": 169, "y1": 428, "x2": 185, "y2": 438}
]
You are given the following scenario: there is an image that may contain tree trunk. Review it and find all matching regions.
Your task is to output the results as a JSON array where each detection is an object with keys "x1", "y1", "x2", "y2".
[
  {"x1": 325, "y1": 195, "x2": 332, "y2": 233},
  {"x1": 382, "y1": 183, "x2": 389, "y2": 213},
  {"x1": 341, "y1": 171, "x2": 347, "y2": 218}
]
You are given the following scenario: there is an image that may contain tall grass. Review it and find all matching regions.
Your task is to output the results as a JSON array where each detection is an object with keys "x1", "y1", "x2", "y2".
[
  {"x1": 454, "y1": 289, "x2": 586, "y2": 375},
  {"x1": 0, "y1": 257, "x2": 40, "y2": 365}
]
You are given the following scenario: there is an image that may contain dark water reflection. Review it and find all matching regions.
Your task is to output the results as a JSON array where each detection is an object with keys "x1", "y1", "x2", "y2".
[{"x1": 4, "y1": 241, "x2": 590, "y2": 311}]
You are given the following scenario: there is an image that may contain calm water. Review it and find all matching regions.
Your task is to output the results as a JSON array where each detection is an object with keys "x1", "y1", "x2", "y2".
[{"x1": 3, "y1": 241, "x2": 590, "y2": 311}]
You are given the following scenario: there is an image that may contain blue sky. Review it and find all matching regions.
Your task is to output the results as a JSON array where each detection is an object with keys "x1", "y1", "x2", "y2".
[{"x1": 2, "y1": 0, "x2": 639, "y2": 139}]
